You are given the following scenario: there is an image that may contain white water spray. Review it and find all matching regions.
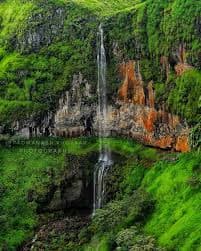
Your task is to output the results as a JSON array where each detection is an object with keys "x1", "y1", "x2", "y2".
[{"x1": 93, "y1": 24, "x2": 113, "y2": 215}]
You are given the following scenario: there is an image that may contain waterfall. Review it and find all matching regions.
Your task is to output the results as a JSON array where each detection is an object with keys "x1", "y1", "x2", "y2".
[{"x1": 93, "y1": 24, "x2": 113, "y2": 215}]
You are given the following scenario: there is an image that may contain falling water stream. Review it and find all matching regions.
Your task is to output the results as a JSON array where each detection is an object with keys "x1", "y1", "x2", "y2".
[{"x1": 93, "y1": 24, "x2": 113, "y2": 215}]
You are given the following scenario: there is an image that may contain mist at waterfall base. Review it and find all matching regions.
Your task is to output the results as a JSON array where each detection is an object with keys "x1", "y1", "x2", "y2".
[{"x1": 93, "y1": 24, "x2": 113, "y2": 215}]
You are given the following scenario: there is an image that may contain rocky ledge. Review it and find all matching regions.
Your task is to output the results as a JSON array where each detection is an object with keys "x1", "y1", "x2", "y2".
[
  {"x1": 11, "y1": 61, "x2": 190, "y2": 152},
  {"x1": 52, "y1": 60, "x2": 190, "y2": 152}
]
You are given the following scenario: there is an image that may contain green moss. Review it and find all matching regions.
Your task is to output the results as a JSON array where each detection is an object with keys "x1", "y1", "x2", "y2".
[
  {"x1": 0, "y1": 0, "x2": 35, "y2": 44},
  {"x1": 168, "y1": 69, "x2": 201, "y2": 124},
  {"x1": 143, "y1": 152, "x2": 201, "y2": 250},
  {"x1": 0, "y1": 145, "x2": 63, "y2": 250},
  {"x1": 0, "y1": 0, "x2": 200, "y2": 126},
  {"x1": 71, "y1": 0, "x2": 143, "y2": 17},
  {"x1": 0, "y1": 100, "x2": 44, "y2": 125}
]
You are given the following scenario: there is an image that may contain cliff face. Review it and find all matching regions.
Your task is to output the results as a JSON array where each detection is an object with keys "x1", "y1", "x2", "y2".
[
  {"x1": 0, "y1": 0, "x2": 200, "y2": 151},
  {"x1": 50, "y1": 60, "x2": 189, "y2": 152},
  {"x1": 14, "y1": 66, "x2": 189, "y2": 152},
  {"x1": 115, "y1": 61, "x2": 190, "y2": 152}
]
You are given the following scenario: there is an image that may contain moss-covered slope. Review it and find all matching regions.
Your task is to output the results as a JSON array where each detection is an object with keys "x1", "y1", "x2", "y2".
[
  {"x1": 0, "y1": 0, "x2": 200, "y2": 131},
  {"x1": 0, "y1": 0, "x2": 98, "y2": 126},
  {"x1": 83, "y1": 149, "x2": 201, "y2": 251},
  {"x1": 0, "y1": 137, "x2": 200, "y2": 250}
]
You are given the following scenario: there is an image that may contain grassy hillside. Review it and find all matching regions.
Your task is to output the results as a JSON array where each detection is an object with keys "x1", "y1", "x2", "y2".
[
  {"x1": 83, "y1": 150, "x2": 201, "y2": 251},
  {"x1": 0, "y1": 137, "x2": 157, "y2": 250},
  {"x1": 0, "y1": 141, "x2": 63, "y2": 249},
  {"x1": 0, "y1": 137, "x2": 99, "y2": 250},
  {"x1": 0, "y1": 137, "x2": 200, "y2": 250},
  {"x1": 0, "y1": 0, "x2": 98, "y2": 128},
  {"x1": 143, "y1": 152, "x2": 201, "y2": 250},
  {"x1": 71, "y1": 0, "x2": 143, "y2": 16}
]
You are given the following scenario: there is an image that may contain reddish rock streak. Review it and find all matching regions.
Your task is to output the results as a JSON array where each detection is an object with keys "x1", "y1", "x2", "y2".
[{"x1": 117, "y1": 60, "x2": 190, "y2": 152}]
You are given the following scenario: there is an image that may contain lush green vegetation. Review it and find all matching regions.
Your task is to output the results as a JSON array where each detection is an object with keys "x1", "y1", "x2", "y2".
[
  {"x1": 83, "y1": 147, "x2": 201, "y2": 251},
  {"x1": 0, "y1": 137, "x2": 200, "y2": 250},
  {"x1": 143, "y1": 151, "x2": 201, "y2": 250},
  {"x1": 0, "y1": 0, "x2": 97, "y2": 126},
  {"x1": 71, "y1": 0, "x2": 143, "y2": 16},
  {"x1": 0, "y1": 137, "x2": 100, "y2": 250},
  {"x1": 0, "y1": 144, "x2": 62, "y2": 249},
  {"x1": 0, "y1": 0, "x2": 200, "y2": 127},
  {"x1": 0, "y1": 137, "x2": 158, "y2": 250},
  {"x1": 0, "y1": 0, "x2": 200, "y2": 250},
  {"x1": 168, "y1": 69, "x2": 201, "y2": 124}
]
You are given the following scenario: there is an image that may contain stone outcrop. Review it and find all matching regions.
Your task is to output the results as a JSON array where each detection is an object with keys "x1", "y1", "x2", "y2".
[
  {"x1": 12, "y1": 111, "x2": 55, "y2": 138},
  {"x1": 16, "y1": 6, "x2": 66, "y2": 52},
  {"x1": 10, "y1": 62, "x2": 190, "y2": 152},
  {"x1": 174, "y1": 45, "x2": 193, "y2": 76},
  {"x1": 108, "y1": 103, "x2": 189, "y2": 152},
  {"x1": 118, "y1": 61, "x2": 145, "y2": 105},
  {"x1": 12, "y1": 72, "x2": 95, "y2": 139},
  {"x1": 51, "y1": 61, "x2": 190, "y2": 152},
  {"x1": 54, "y1": 72, "x2": 96, "y2": 137},
  {"x1": 112, "y1": 60, "x2": 190, "y2": 152}
]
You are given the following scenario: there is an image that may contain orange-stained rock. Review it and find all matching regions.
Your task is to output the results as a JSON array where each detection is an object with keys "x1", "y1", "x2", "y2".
[
  {"x1": 143, "y1": 109, "x2": 157, "y2": 132},
  {"x1": 118, "y1": 73, "x2": 129, "y2": 102},
  {"x1": 176, "y1": 135, "x2": 190, "y2": 152},
  {"x1": 118, "y1": 61, "x2": 145, "y2": 105},
  {"x1": 160, "y1": 56, "x2": 170, "y2": 78},
  {"x1": 53, "y1": 59, "x2": 191, "y2": 153},
  {"x1": 175, "y1": 63, "x2": 192, "y2": 76},
  {"x1": 116, "y1": 60, "x2": 190, "y2": 152},
  {"x1": 155, "y1": 136, "x2": 174, "y2": 149},
  {"x1": 175, "y1": 44, "x2": 192, "y2": 76},
  {"x1": 147, "y1": 81, "x2": 155, "y2": 108}
]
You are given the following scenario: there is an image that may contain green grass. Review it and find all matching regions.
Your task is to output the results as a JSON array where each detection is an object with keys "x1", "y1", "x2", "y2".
[
  {"x1": 142, "y1": 152, "x2": 201, "y2": 250},
  {"x1": 0, "y1": 137, "x2": 156, "y2": 250},
  {"x1": 0, "y1": 138, "x2": 200, "y2": 250},
  {"x1": 71, "y1": 0, "x2": 143, "y2": 17},
  {"x1": 0, "y1": 146, "x2": 63, "y2": 250},
  {"x1": 84, "y1": 236, "x2": 110, "y2": 251},
  {"x1": 168, "y1": 69, "x2": 201, "y2": 124},
  {"x1": 0, "y1": 99, "x2": 44, "y2": 124},
  {"x1": 0, "y1": 0, "x2": 35, "y2": 42},
  {"x1": 81, "y1": 142, "x2": 201, "y2": 250}
]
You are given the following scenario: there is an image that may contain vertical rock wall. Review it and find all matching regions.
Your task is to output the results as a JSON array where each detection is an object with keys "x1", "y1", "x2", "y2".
[
  {"x1": 111, "y1": 60, "x2": 190, "y2": 152},
  {"x1": 13, "y1": 61, "x2": 190, "y2": 152}
]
